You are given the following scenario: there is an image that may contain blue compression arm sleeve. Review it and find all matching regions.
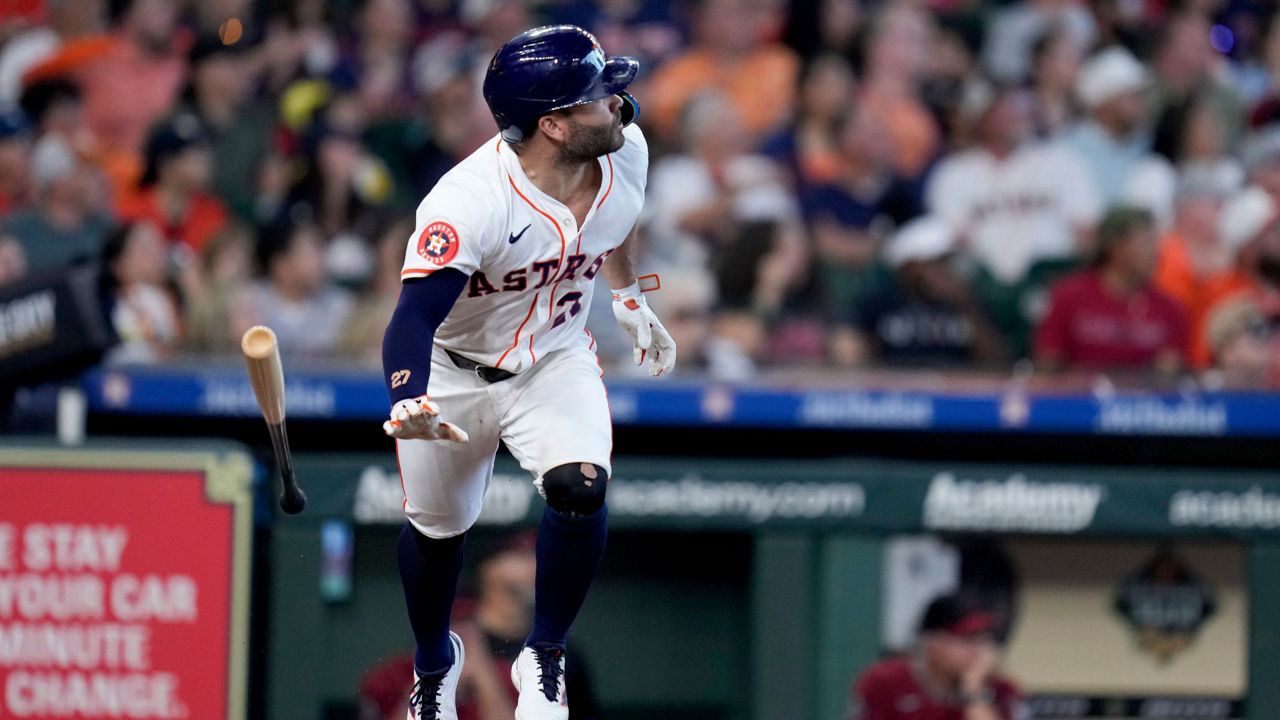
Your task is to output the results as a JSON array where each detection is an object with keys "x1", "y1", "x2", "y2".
[{"x1": 382, "y1": 268, "x2": 469, "y2": 405}]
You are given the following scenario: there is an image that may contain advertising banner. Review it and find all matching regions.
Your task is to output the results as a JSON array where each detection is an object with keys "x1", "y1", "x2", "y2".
[
  {"x1": 289, "y1": 454, "x2": 1280, "y2": 540},
  {"x1": 0, "y1": 445, "x2": 253, "y2": 720}
]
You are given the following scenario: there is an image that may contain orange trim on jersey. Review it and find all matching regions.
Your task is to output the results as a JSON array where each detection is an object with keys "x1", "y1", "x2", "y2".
[
  {"x1": 596, "y1": 155, "x2": 614, "y2": 211},
  {"x1": 401, "y1": 267, "x2": 437, "y2": 278},
  {"x1": 507, "y1": 174, "x2": 567, "y2": 266},
  {"x1": 528, "y1": 334, "x2": 537, "y2": 364},
  {"x1": 496, "y1": 292, "x2": 540, "y2": 369},
  {"x1": 585, "y1": 329, "x2": 596, "y2": 352},
  {"x1": 508, "y1": 173, "x2": 569, "y2": 335}
]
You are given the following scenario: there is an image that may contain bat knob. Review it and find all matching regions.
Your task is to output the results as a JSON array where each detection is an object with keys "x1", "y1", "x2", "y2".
[{"x1": 280, "y1": 487, "x2": 308, "y2": 515}]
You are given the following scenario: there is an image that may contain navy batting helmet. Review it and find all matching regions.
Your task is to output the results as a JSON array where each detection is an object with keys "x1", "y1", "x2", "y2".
[{"x1": 483, "y1": 25, "x2": 640, "y2": 144}]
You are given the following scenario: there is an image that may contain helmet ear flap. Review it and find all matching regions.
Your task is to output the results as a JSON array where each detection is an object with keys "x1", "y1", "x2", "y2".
[
  {"x1": 619, "y1": 92, "x2": 640, "y2": 127},
  {"x1": 500, "y1": 125, "x2": 524, "y2": 144}
]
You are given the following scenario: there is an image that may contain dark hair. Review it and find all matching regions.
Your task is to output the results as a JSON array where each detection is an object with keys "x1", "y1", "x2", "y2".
[
  {"x1": 256, "y1": 216, "x2": 319, "y2": 275},
  {"x1": 1093, "y1": 205, "x2": 1155, "y2": 266}
]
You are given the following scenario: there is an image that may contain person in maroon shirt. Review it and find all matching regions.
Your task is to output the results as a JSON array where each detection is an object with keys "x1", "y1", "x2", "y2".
[
  {"x1": 848, "y1": 595, "x2": 1030, "y2": 720},
  {"x1": 1035, "y1": 206, "x2": 1189, "y2": 373}
]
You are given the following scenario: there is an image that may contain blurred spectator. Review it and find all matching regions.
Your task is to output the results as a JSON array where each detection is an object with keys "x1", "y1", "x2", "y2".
[
  {"x1": 340, "y1": 220, "x2": 412, "y2": 365},
  {"x1": 763, "y1": 54, "x2": 857, "y2": 190},
  {"x1": 1153, "y1": 170, "x2": 1237, "y2": 366},
  {"x1": 783, "y1": 0, "x2": 863, "y2": 62},
  {"x1": 333, "y1": 0, "x2": 418, "y2": 120},
  {"x1": 1234, "y1": 10, "x2": 1280, "y2": 110},
  {"x1": 38, "y1": 0, "x2": 189, "y2": 194},
  {"x1": 1193, "y1": 185, "x2": 1280, "y2": 364},
  {"x1": 847, "y1": 593, "x2": 1028, "y2": 720},
  {"x1": 643, "y1": 0, "x2": 800, "y2": 144},
  {"x1": 377, "y1": 47, "x2": 491, "y2": 207},
  {"x1": 18, "y1": 77, "x2": 87, "y2": 151},
  {"x1": 644, "y1": 91, "x2": 802, "y2": 304},
  {"x1": 454, "y1": 534, "x2": 601, "y2": 720},
  {"x1": 0, "y1": 108, "x2": 32, "y2": 215},
  {"x1": 1027, "y1": 26, "x2": 1083, "y2": 139},
  {"x1": 982, "y1": 0, "x2": 1095, "y2": 84},
  {"x1": 1066, "y1": 47, "x2": 1176, "y2": 219},
  {"x1": 1149, "y1": 12, "x2": 1243, "y2": 149},
  {"x1": 357, "y1": 654, "x2": 415, "y2": 720},
  {"x1": 0, "y1": 0, "x2": 105, "y2": 107},
  {"x1": 1152, "y1": 93, "x2": 1245, "y2": 194},
  {"x1": 802, "y1": 106, "x2": 912, "y2": 318},
  {"x1": 0, "y1": 134, "x2": 111, "y2": 277},
  {"x1": 181, "y1": 222, "x2": 255, "y2": 353},
  {"x1": 833, "y1": 217, "x2": 1007, "y2": 367},
  {"x1": 284, "y1": 92, "x2": 393, "y2": 255},
  {"x1": 1035, "y1": 206, "x2": 1188, "y2": 373},
  {"x1": 0, "y1": 236, "x2": 28, "y2": 287},
  {"x1": 1241, "y1": 126, "x2": 1280, "y2": 204},
  {"x1": 101, "y1": 220, "x2": 181, "y2": 364},
  {"x1": 927, "y1": 86, "x2": 1099, "y2": 287},
  {"x1": 118, "y1": 111, "x2": 230, "y2": 255},
  {"x1": 179, "y1": 34, "x2": 274, "y2": 223},
  {"x1": 231, "y1": 220, "x2": 354, "y2": 358},
  {"x1": 636, "y1": 269, "x2": 717, "y2": 376},
  {"x1": 858, "y1": 3, "x2": 940, "y2": 180},
  {"x1": 920, "y1": 16, "x2": 985, "y2": 146},
  {"x1": 1202, "y1": 298, "x2": 1277, "y2": 389}
]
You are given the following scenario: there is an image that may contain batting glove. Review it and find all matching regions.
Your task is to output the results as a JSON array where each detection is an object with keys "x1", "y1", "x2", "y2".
[
  {"x1": 611, "y1": 282, "x2": 677, "y2": 377},
  {"x1": 383, "y1": 396, "x2": 469, "y2": 442}
]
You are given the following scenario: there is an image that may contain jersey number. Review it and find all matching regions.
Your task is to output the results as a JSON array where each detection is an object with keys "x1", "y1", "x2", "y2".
[{"x1": 552, "y1": 292, "x2": 584, "y2": 328}]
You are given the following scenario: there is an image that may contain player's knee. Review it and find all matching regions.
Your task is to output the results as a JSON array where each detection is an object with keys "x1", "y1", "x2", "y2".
[{"x1": 541, "y1": 462, "x2": 608, "y2": 516}]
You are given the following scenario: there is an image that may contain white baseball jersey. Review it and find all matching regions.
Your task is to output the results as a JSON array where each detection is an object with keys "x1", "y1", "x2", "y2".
[
  {"x1": 926, "y1": 142, "x2": 1101, "y2": 284},
  {"x1": 401, "y1": 124, "x2": 649, "y2": 372}
]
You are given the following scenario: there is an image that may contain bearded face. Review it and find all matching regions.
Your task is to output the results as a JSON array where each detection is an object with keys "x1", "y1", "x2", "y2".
[{"x1": 557, "y1": 114, "x2": 624, "y2": 163}]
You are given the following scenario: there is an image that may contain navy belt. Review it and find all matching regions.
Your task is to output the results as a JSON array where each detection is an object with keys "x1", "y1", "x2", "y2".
[{"x1": 446, "y1": 349, "x2": 517, "y2": 383}]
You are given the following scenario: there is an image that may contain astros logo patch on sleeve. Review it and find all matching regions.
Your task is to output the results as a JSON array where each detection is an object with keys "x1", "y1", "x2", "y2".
[{"x1": 417, "y1": 221, "x2": 461, "y2": 265}]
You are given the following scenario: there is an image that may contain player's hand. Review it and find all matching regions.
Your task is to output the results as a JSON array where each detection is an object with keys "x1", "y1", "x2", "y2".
[
  {"x1": 612, "y1": 284, "x2": 677, "y2": 376},
  {"x1": 961, "y1": 642, "x2": 1000, "y2": 696},
  {"x1": 383, "y1": 396, "x2": 469, "y2": 442}
]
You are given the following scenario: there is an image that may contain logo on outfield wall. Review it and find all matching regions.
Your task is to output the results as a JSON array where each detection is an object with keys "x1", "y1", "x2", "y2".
[
  {"x1": 923, "y1": 472, "x2": 1104, "y2": 533},
  {"x1": 1114, "y1": 548, "x2": 1215, "y2": 664}
]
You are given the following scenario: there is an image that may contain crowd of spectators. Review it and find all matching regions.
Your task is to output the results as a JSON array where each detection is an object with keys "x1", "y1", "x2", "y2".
[{"x1": 1, "y1": 0, "x2": 1278, "y2": 388}]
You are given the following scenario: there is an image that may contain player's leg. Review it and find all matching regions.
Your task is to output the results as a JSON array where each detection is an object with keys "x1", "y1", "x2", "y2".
[
  {"x1": 396, "y1": 353, "x2": 502, "y2": 719},
  {"x1": 496, "y1": 346, "x2": 612, "y2": 719}
]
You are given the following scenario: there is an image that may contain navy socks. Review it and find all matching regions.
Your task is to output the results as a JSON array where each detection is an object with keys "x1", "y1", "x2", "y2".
[
  {"x1": 397, "y1": 522, "x2": 465, "y2": 673},
  {"x1": 525, "y1": 503, "x2": 608, "y2": 648}
]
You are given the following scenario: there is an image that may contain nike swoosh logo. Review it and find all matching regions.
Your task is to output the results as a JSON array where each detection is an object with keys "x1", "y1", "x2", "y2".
[{"x1": 508, "y1": 224, "x2": 531, "y2": 244}]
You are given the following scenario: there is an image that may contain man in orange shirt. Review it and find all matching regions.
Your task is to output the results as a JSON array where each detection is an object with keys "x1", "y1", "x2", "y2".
[
  {"x1": 642, "y1": 0, "x2": 798, "y2": 144},
  {"x1": 118, "y1": 112, "x2": 228, "y2": 255},
  {"x1": 1153, "y1": 171, "x2": 1238, "y2": 368}
]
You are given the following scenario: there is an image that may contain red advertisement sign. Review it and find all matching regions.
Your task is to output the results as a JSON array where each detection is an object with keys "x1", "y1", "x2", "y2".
[{"x1": 0, "y1": 463, "x2": 247, "y2": 719}]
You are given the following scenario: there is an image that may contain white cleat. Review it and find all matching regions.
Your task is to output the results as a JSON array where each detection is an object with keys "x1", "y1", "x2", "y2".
[
  {"x1": 511, "y1": 643, "x2": 569, "y2": 720},
  {"x1": 407, "y1": 631, "x2": 465, "y2": 720}
]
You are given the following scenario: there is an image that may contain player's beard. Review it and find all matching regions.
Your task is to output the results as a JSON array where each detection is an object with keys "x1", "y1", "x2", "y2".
[{"x1": 558, "y1": 118, "x2": 624, "y2": 164}]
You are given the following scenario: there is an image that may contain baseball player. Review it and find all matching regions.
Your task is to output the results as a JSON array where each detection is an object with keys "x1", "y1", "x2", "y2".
[{"x1": 380, "y1": 26, "x2": 675, "y2": 720}]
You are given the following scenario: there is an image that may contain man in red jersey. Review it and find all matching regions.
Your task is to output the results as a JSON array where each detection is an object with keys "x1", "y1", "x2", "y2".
[
  {"x1": 848, "y1": 594, "x2": 1030, "y2": 720},
  {"x1": 1035, "y1": 206, "x2": 1188, "y2": 373}
]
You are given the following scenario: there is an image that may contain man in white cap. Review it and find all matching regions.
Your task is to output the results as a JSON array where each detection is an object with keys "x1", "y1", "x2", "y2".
[
  {"x1": 1191, "y1": 186, "x2": 1280, "y2": 367},
  {"x1": 1065, "y1": 47, "x2": 1175, "y2": 215},
  {"x1": 833, "y1": 216, "x2": 1007, "y2": 366}
]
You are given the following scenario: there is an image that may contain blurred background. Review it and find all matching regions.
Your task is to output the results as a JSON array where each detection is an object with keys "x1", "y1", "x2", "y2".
[{"x1": 0, "y1": 0, "x2": 1279, "y2": 718}]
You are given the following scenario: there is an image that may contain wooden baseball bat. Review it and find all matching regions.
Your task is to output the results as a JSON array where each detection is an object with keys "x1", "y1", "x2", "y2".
[{"x1": 241, "y1": 325, "x2": 307, "y2": 515}]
